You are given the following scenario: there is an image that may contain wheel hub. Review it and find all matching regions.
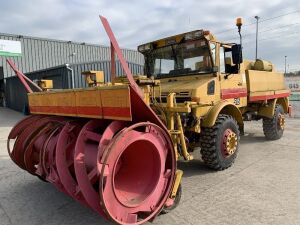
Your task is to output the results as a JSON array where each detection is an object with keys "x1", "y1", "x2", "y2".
[
  {"x1": 222, "y1": 129, "x2": 238, "y2": 157},
  {"x1": 277, "y1": 113, "x2": 285, "y2": 130}
]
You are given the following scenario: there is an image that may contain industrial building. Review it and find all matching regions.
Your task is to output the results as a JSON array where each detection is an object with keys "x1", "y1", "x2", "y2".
[{"x1": 0, "y1": 32, "x2": 144, "y2": 110}]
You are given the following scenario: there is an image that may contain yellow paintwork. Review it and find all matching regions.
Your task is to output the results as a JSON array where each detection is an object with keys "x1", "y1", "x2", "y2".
[
  {"x1": 257, "y1": 99, "x2": 276, "y2": 118},
  {"x1": 278, "y1": 114, "x2": 285, "y2": 130},
  {"x1": 159, "y1": 75, "x2": 219, "y2": 103},
  {"x1": 138, "y1": 30, "x2": 216, "y2": 50},
  {"x1": 201, "y1": 101, "x2": 243, "y2": 127},
  {"x1": 167, "y1": 93, "x2": 193, "y2": 161},
  {"x1": 28, "y1": 85, "x2": 132, "y2": 121},
  {"x1": 277, "y1": 97, "x2": 289, "y2": 113},
  {"x1": 258, "y1": 97, "x2": 290, "y2": 118},
  {"x1": 145, "y1": 38, "x2": 289, "y2": 130},
  {"x1": 37, "y1": 80, "x2": 53, "y2": 90},
  {"x1": 171, "y1": 170, "x2": 183, "y2": 198},
  {"x1": 246, "y1": 70, "x2": 286, "y2": 93},
  {"x1": 253, "y1": 59, "x2": 273, "y2": 72},
  {"x1": 224, "y1": 130, "x2": 238, "y2": 156},
  {"x1": 82, "y1": 70, "x2": 105, "y2": 86}
]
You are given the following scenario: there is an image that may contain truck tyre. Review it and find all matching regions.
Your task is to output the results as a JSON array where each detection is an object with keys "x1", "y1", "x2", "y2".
[
  {"x1": 263, "y1": 104, "x2": 285, "y2": 140},
  {"x1": 200, "y1": 114, "x2": 239, "y2": 170},
  {"x1": 160, "y1": 184, "x2": 182, "y2": 214}
]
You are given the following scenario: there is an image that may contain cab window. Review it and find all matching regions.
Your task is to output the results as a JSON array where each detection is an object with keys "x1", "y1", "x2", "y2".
[{"x1": 220, "y1": 46, "x2": 239, "y2": 74}]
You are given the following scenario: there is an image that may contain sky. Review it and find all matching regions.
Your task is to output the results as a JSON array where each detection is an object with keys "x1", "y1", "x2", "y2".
[{"x1": 1, "y1": 0, "x2": 300, "y2": 72}]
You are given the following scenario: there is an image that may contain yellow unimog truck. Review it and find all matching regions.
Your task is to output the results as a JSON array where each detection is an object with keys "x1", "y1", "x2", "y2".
[
  {"x1": 6, "y1": 17, "x2": 291, "y2": 218},
  {"x1": 131, "y1": 19, "x2": 290, "y2": 174}
]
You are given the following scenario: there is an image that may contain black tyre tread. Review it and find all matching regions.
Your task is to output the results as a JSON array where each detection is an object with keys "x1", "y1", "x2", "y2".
[
  {"x1": 200, "y1": 114, "x2": 239, "y2": 171},
  {"x1": 160, "y1": 184, "x2": 182, "y2": 214},
  {"x1": 263, "y1": 105, "x2": 284, "y2": 140}
]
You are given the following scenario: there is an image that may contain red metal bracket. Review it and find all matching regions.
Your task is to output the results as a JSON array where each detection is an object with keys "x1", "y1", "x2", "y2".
[
  {"x1": 99, "y1": 15, "x2": 143, "y2": 98},
  {"x1": 6, "y1": 59, "x2": 42, "y2": 93}
]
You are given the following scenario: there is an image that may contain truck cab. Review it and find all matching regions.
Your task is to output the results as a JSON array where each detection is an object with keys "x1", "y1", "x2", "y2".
[
  {"x1": 137, "y1": 27, "x2": 290, "y2": 171},
  {"x1": 138, "y1": 29, "x2": 250, "y2": 109}
]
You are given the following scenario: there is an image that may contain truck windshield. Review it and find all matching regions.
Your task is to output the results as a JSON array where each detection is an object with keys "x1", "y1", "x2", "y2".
[{"x1": 144, "y1": 39, "x2": 213, "y2": 78}]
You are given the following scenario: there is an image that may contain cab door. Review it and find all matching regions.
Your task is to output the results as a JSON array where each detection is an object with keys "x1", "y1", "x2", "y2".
[{"x1": 219, "y1": 46, "x2": 247, "y2": 107}]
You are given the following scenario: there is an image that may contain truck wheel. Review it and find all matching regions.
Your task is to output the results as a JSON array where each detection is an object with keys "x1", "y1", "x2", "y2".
[
  {"x1": 263, "y1": 104, "x2": 285, "y2": 140},
  {"x1": 161, "y1": 184, "x2": 182, "y2": 214},
  {"x1": 200, "y1": 114, "x2": 239, "y2": 170}
]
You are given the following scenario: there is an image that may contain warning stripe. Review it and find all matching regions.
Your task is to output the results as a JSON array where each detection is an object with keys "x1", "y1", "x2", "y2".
[
  {"x1": 221, "y1": 88, "x2": 247, "y2": 100},
  {"x1": 29, "y1": 106, "x2": 131, "y2": 119},
  {"x1": 249, "y1": 92, "x2": 290, "y2": 102}
]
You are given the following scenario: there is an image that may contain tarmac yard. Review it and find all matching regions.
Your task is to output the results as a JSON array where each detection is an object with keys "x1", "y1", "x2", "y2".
[{"x1": 0, "y1": 107, "x2": 300, "y2": 225}]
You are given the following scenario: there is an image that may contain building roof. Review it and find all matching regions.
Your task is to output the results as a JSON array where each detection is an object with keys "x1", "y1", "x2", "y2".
[{"x1": 0, "y1": 32, "x2": 143, "y2": 79}]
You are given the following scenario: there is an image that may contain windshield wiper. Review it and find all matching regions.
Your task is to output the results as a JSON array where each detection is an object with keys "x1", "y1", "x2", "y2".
[{"x1": 169, "y1": 68, "x2": 191, "y2": 76}]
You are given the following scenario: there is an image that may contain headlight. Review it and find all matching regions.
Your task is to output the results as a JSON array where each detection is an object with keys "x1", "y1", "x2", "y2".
[
  {"x1": 138, "y1": 43, "x2": 152, "y2": 52},
  {"x1": 165, "y1": 38, "x2": 177, "y2": 45},
  {"x1": 184, "y1": 30, "x2": 204, "y2": 40},
  {"x1": 194, "y1": 30, "x2": 203, "y2": 38},
  {"x1": 184, "y1": 33, "x2": 193, "y2": 40},
  {"x1": 138, "y1": 45, "x2": 145, "y2": 52},
  {"x1": 144, "y1": 43, "x2": 151, "y2": 51}
]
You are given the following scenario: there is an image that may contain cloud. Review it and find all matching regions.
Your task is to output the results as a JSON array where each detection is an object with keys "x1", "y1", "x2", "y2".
[{"x1": 0, "y1": 0, "x2": 299, "y2": 71}]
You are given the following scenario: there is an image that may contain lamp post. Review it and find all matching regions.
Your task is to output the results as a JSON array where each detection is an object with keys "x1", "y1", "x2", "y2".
[
  {"x1": 254, "y1": 16, "x2": 260, "y2": 60},
  {"x1": 285, "y1": 56, "x2": 287, "y2": 75}
]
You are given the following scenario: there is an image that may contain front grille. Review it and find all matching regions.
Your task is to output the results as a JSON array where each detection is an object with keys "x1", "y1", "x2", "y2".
[
  {"x1": 154, "y1": 96, "x2": 192, "y2": 103},
  {"x1": 161, "y1": 91, "x2": 190, "y2": 97}
]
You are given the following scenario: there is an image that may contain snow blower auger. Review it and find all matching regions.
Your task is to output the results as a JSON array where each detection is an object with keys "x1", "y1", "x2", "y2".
[{"x1": 6, "y1": 16, "x2": 179, "y2": 225}]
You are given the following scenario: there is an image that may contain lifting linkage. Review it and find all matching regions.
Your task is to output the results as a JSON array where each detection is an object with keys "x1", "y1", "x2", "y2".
[{"x1": 6, "y1": 59, "x2": 43, "y2": 93}]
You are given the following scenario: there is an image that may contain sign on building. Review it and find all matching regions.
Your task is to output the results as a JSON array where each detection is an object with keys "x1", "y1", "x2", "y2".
[
  {"x1": 285, "y1": 76, "x2": 300, "y2": 101},
  {"x1": 285, "y1": 76, "x2": 300, "y2": 117},
  {"x1": 285, "y1": 77, "x2": 300, "y2": 92},
  {"x1": 0, "y1": 39, "x2": 22, "y2": 57}
]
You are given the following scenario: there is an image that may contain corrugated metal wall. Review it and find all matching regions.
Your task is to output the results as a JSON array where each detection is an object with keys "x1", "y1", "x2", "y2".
[
  {"x1": 5, "y1": 61, "x2": 143, "y2": 112},
  {"x1": 0, "y1": 67, "x2": 3, "y2": 79},
  {"x1": 71, "y1": 61, "x2": 144, "y2": 88},
  {"x1": 0, "y1": 33, "x2": 144, "y2": 78}
]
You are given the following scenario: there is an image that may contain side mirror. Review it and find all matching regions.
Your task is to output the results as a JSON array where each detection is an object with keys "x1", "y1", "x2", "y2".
[{"x1": 232, "y1": 44, "x2": 243, "y2": 64}]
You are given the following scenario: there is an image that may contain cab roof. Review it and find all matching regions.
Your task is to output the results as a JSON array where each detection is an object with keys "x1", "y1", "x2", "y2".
[{"x1": 138, "y1": 29, "x2": 217, "y2": 52}]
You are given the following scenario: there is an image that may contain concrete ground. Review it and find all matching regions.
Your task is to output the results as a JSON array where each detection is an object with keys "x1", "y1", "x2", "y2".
[{"x1": 0, "y1": 107, "x2": 300, "y2": 225}]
